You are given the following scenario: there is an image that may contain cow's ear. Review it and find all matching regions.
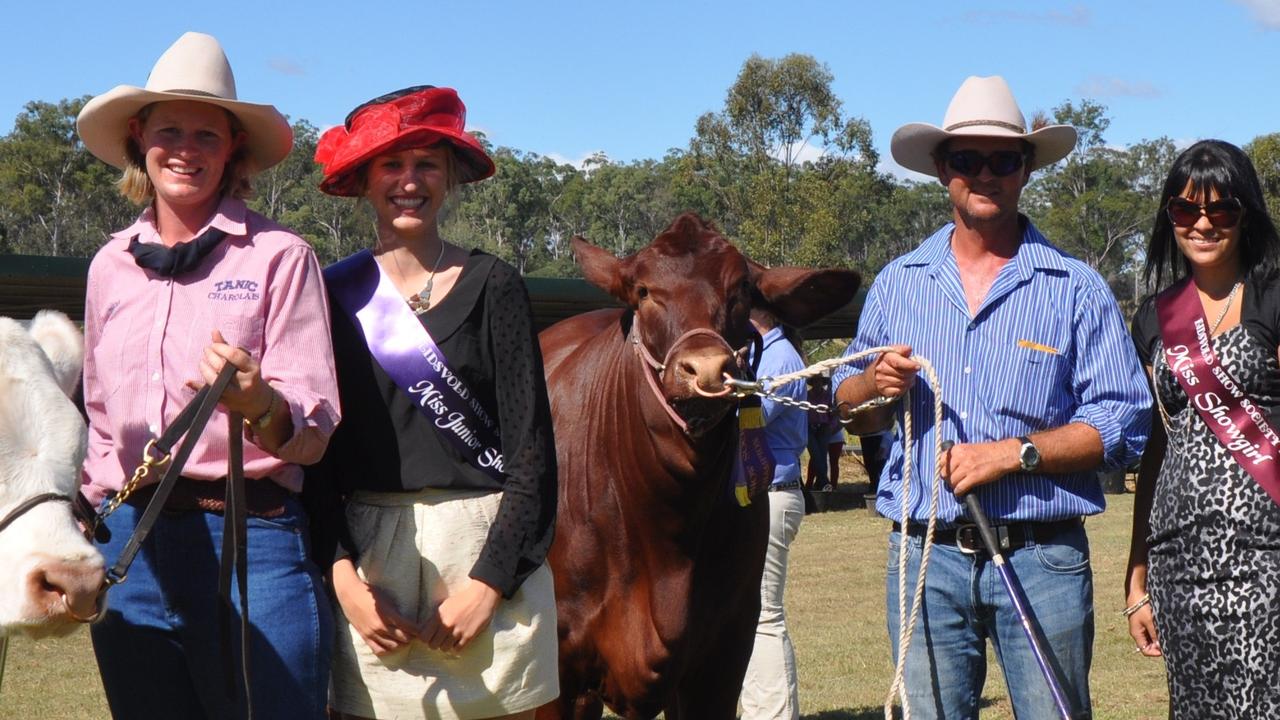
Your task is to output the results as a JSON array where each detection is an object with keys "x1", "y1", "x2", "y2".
[
  {"x1": 26, "y1": 310, "x2": 83, "y2": 400},
  {"x1": 753, "y1": 266, "x2": 862, "y2": 329},
  {"x1": 573, "y1": 236, "x2": 626, "y2": 302}
]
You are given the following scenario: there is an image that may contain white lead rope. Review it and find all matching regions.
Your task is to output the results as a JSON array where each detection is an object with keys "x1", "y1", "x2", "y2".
[{"x1": 726, "y1": 346, "x2": 945, "y2": 720}]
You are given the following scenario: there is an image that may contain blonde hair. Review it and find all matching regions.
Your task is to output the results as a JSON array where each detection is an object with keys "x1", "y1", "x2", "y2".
[{"x1": 116, "y1": 103, "x2": 254, "y2": 206}]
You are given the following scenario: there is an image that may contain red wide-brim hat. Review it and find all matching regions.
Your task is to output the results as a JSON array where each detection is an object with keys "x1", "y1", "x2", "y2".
[{"x1": 315, "y1": 86, "x2": 495, "y2": 197}]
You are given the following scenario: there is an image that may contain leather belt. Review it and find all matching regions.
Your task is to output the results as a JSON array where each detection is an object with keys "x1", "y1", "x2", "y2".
[
  {"x1": 769, "y1": 479, "x2": 802, "y2": 492},
  {"x1": 893, "y1": 517, "x2": 1082, "y2": 554},
  {"x1": 124, "y1": 476, "x2": 290, "y2": 518}
]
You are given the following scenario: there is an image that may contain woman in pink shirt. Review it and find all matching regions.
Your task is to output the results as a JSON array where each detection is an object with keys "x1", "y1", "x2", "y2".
[{"x1": 75, "y1": 32, "x2": 339, "y2": 719}]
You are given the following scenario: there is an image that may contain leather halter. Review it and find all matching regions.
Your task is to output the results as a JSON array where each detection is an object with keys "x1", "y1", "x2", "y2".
[
  {"x1": 0, "y1": 493, "x2": 74, "y2": 536},
  {"x1": 629, "y1": 319, "x2": 753, "y2": 434},
  {"x1": 0, "y1": 492, "x2": 106, "y2": 623}
]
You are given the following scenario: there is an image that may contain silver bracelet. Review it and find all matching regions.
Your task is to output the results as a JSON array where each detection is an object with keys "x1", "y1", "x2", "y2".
[{"x1": 1121, "y1": 593, "x2": 1150, "y2": 618}]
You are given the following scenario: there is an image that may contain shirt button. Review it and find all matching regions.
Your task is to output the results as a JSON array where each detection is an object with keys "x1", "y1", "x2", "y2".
[
  {"x1": 967, "y1": 322, "x2": 977, "y2": 331},
  {"x1": 960, "y1": 411, "x2": 969, "y2": 420},
  {"x1": 964, "y1": 366, "x2": 972, "y2": 374},
  {"x1": 151, "y1": 372, "x2": 160, "y2": 382},
  {"x1": 148, "y1": 423, "x2": 158, "y2": 435}
]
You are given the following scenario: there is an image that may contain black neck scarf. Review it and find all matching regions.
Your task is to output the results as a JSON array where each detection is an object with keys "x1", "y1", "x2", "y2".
[{"x1": 128, "y1": 227, "x2": 229, "y2": 277}]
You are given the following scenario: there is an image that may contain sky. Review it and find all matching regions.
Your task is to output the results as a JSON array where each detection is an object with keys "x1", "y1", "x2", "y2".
[{"x1": 2, "y1": 0, "x2": 1278, "y2": 181}]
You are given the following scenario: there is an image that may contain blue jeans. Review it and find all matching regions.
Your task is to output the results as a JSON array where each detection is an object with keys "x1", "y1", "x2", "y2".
[
  {"x1": 886, "y1": 524, "x2": 1094, "y2": 719},
  {"x1": 90, "y1": 495, "x2": 333, "y2": 720}
]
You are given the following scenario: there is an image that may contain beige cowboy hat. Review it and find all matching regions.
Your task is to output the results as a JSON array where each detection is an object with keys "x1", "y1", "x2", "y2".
[
  {"x1": 890, "y1": 75, "x2": 1077, "y2": 177},
  {"x1": 77, "y1": 32, "x2": 292, "y2": 173}
]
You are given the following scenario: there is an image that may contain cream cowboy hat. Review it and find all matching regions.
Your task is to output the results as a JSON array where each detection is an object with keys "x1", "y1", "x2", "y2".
[
  {"x1": 77, "y1": 32, "x2": 292, "y2": 173},
  {"x1": 890, "y1": 75, "x2": 1077, "y2": 177}
]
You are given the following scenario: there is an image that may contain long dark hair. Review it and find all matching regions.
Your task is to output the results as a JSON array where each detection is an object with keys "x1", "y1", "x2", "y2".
[{"x1": 1144, "y1": 139, "x2": 1280, "y2": 289}]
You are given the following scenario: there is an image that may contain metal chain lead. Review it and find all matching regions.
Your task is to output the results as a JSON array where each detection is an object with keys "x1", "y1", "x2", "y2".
[{"x1": 724, "y1": 345, "x2": 905, "y2": 416}]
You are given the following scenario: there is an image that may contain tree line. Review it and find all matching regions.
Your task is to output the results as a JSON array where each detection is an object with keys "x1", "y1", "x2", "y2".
[{"x1": 3, "y1": 53, "x2": 1280, "y2": 313}]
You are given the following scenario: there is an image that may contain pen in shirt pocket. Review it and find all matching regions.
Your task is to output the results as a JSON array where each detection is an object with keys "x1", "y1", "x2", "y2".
[{"x1": 1016, "y1": 339, "x2": 1060, "y2": 355}]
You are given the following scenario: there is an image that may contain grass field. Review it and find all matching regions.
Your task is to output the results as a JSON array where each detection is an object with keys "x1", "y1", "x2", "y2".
[{"x1": 0, "y1": 458, "x2": 1171, "y2": 718}]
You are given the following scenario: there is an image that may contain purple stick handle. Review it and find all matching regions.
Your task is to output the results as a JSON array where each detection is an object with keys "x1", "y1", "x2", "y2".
[{"x1": 942, "y1": 440, "x2": 1079, "y2": 720}]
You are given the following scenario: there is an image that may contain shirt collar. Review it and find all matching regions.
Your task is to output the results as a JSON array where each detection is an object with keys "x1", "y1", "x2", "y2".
[
  {"x1": 111, "y1": 196, "x2": 249, "y2": 247},
  {"x1": 760, "y1": 325, "x2": 786, "y2": 348},
  {"x1": 902, "y1": 215, "x2": 1068, "y2": 276}
]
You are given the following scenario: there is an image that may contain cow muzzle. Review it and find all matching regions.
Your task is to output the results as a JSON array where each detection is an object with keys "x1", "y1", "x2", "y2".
[
  {"x1": 31, "y1": 556, "x2": 106, "y2": 624},
  {"x1": 631, "y1": 325, "x2": 748, "y2": 437}
]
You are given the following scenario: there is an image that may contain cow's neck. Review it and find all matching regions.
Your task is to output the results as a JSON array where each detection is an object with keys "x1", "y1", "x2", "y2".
[{"x1": 615, "y1": 337, "x2": 738, "y2": 514}]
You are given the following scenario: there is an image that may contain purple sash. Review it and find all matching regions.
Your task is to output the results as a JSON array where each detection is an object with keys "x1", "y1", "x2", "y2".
[
  {"x1": 1157, "y1": 277, "x2": 1280, "y2": 505},
  {"x1": 326, "y1": 250, "x2": 505, "y2": 482}
]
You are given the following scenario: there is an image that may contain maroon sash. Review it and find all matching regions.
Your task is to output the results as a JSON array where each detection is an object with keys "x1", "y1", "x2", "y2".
[{"x1": 1157, "y1": 277, "x2": 1280, "y2": 505}]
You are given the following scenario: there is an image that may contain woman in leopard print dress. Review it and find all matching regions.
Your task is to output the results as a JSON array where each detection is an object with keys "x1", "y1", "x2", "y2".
[{"x1": 1128, "y1": 140, "x2": 1280, "y2": 719}]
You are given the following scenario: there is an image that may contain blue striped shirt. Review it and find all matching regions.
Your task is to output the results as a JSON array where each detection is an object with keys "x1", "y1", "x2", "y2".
[
  {"x1": 754, "y1": 326, "x2": 808, "y2": 485},
  {"x1": 832, "y1": 220, "x2": 1151, "y2": 524}
]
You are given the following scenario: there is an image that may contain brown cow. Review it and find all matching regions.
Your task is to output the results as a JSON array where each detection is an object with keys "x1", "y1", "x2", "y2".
[{"x1": 537, "y1": 214, "x2": 860, "y2": 719}]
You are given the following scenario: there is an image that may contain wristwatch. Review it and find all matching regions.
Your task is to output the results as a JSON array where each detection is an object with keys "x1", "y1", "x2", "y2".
[
  {"x1": 1017, "y1": 435, "x2": 1041, "y2": 472},
  {"x1": 244, "y1": 390, "x2": 279, "y2": 435}
]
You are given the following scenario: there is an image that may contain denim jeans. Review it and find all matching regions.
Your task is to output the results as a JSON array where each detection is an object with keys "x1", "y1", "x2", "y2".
[
  {"x1": 886, "y1": 523, "x2": 1094, "y2": 719},
  {"x1": 90, "y1": 495, "x2": 333, "y2": 720},
  {"x1": 806, "y1": 431, "x2": 830, "y2": 487}
]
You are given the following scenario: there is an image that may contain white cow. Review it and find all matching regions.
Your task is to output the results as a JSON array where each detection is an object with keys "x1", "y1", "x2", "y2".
[{"x1": 0, "y1": 310, "x2": 104, "y2": 637}]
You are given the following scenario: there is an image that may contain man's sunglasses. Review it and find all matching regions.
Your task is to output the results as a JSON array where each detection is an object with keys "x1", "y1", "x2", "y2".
[
  {"x1": 944, "y1": 150, "x2": 1026, "y2": 178},
  {"x1": 1165, "y1": 197, "x2": 1244, "y2": 229}
]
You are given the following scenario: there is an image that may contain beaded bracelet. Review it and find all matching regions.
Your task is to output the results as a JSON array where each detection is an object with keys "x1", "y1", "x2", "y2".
[{"x1": 1122, "y1": 593, "x2": 1150, "y2": 618}]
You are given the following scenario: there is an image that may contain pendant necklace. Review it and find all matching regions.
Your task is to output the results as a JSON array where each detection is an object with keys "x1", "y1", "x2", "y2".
[
  {"x1": 406, "y1": 242, "x2": 447, "y2": 315},
  {"x1": 1210, "y1": 280, "x2": 1243, "y2": 334}
]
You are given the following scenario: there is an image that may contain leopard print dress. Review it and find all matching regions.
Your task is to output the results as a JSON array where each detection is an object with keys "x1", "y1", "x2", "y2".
[{"x1": 1135, "y1": 285, "x2": 1280, "y2": 719}]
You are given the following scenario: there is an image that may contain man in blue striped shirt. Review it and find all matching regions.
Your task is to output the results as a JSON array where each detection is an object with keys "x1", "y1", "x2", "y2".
[{"x1": 833, "y1": 76, "x2": 1150, "y2": 719}]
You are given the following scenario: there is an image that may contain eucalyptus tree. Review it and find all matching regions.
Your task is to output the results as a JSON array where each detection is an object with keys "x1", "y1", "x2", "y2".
[
  {"x1": 0, "y1": 97, "x2": 132, "y2": 256},
  {"x1": 688, "y1": 53, "x2": 877, "y2": 266}
]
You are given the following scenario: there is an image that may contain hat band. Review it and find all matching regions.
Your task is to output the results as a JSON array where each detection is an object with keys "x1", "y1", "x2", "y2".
[
  {"x1": 150, "y1": 88, "x2": 234, "y2": 100},
  {"x1": 944, "y1": 119, "x2": 1025, "y2": 134}
]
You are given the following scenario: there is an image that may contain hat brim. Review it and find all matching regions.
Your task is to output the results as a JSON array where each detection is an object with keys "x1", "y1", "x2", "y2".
[
  {"x1": 890, "y1": 122, "x2": 1078, "y2": 178},
  {"x1": 77, "y1": 85, "x2": 293, "y2": 173},
  {"x1": 318, "y1": 127, "x2": 496, "y2": 197}
]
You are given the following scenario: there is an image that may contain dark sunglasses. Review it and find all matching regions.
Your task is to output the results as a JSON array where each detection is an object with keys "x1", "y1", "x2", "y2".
[
  {"x1": 1165, "y1": 196, "x2": 1244, "y2": 229},
  {"x1": 944, "y1": 149, "x2": 1026, "y2": 178}
]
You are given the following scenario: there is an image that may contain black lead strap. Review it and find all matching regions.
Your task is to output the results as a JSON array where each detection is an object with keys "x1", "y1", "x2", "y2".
[
  {"x1": 102, "y1": 362, "x2": 254, "y2": 718},
  {"x1": 219, "y1": 408, "x2": 251, "y2": 716},
  {"x1": 103, "y1": 363, "x2": 237, "y2": 585}
]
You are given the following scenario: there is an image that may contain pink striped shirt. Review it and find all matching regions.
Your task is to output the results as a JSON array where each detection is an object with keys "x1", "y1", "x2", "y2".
[{"x1": 81, "y1": 197, "x2": 341, "y2": 505}]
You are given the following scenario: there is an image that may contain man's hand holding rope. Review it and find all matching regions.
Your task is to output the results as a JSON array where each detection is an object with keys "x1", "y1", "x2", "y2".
[
  {"x1": 836, "y1": 344, "x2": 918, "y2": 434},
  {"x1": 873, "y1": 345, "x2": 921, "y2": 399},
  {"x1": 938, "y1": 439, "x2": 1021, "y2": 496}
]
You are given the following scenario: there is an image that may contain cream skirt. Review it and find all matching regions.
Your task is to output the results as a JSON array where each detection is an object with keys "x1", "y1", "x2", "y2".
[{"x1": 330, "y1": 488, "x2": 559, "y2": 719}]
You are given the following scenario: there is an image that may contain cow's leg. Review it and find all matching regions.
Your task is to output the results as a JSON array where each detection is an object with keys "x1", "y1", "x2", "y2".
[
  {"x1": 536, "y1": 687, "x2": 604, "y2": 720},
  {"x1": 669, "y1": 667, "x2": 746, "y2": 720}
]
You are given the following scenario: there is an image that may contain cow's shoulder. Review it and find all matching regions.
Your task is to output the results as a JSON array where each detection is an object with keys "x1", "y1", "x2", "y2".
[{"x1": 540, "y1": 308, "x2": 626, "y2": 375}]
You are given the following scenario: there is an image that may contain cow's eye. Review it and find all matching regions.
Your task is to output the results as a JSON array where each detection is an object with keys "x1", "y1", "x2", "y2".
[{"x1": 636, "y1": 286, "x2": 649, "y2": 300}]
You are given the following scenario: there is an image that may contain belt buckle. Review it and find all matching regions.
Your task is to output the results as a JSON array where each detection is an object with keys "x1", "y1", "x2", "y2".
[
  {"x1": 955, "y1": 523, "x2": 982, "y2": 554},
  {"x1": 956, "y1": 523, "x2": 1017, "y2": 555}
]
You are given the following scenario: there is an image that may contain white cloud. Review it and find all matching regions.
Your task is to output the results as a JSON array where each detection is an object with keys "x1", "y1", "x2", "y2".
[
  {"x1": 268, "y1": 58, "x2": 305, "y2": 76},
  {"x1": 774, "y1": 140, "x2": 826, "y2": 165},
  {"x1": 1074, "y1": 76, "x2": 1162, "y2": 99},
  {"x1": 1234, "y1": 0, "x2": 1280, "y2": 29},
  {"x1": 879, "y1": 158, "x2": 935, "y2": 184},
  {"x1": 543, "y1": 151, "x2": 608, "y2": 170}
]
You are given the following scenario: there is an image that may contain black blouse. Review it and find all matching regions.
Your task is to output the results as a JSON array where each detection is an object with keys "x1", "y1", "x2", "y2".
[
  {"x1": 1131, "y1": 269, "x2": 1280, "y2": 426},
  {"x1": 305, "y1": 250, "x2": 557, "y2": 598}
]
